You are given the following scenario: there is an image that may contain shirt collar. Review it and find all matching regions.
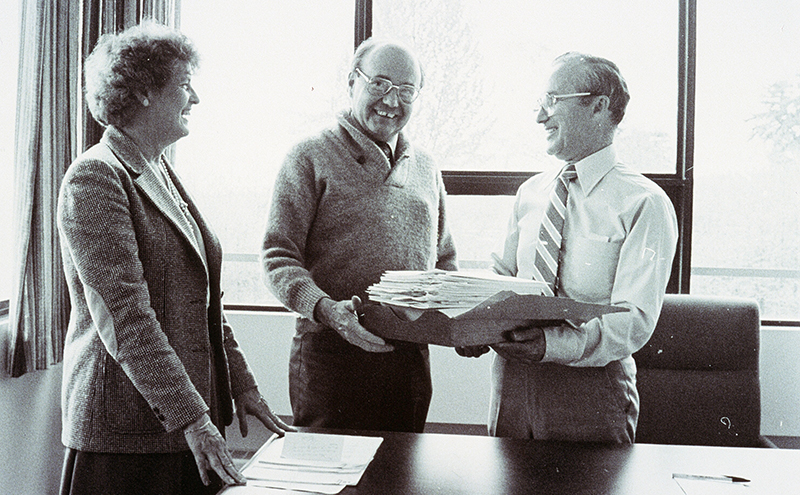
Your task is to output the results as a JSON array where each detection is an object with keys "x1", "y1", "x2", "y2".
[
  {"x1": 385, "y1": 134, "x2": 398, "y2": 155},
  {"x1": 572, "y1": 144, "x2": 617, "y2": 196}
]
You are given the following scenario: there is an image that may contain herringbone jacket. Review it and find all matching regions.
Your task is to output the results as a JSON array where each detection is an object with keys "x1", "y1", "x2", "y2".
[{"x1": 57, "y1": 126, "x2": 257, "y2": 453}]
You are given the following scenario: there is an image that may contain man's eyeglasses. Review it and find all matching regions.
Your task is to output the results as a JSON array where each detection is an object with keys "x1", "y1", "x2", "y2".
[
  {"x1": 537, "y1": 92, "x2": 595, "y2": 117},
  {"x1": 355, "y1": 68, "x2": 420, "y2": 104}
]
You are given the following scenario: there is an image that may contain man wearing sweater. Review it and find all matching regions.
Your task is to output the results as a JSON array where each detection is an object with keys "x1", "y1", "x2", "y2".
[{"x1": 261, "y1": 38, "x2": 457, "y2": 433}]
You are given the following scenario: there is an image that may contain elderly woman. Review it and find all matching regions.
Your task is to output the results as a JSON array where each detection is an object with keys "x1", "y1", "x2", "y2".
[{"x1": 57, "y1": 22, "x2": 292, "y2": 495}]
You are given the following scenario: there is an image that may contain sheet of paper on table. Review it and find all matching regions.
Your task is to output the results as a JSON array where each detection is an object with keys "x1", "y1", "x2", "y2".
[
  {"x1": 239, "y1": 432, "x2": 384, "y2": 494},
  {"x1": 673, "y1": 477, "x2": 752, "y2": 494}
]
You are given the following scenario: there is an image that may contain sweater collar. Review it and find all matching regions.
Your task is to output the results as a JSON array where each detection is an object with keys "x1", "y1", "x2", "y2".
[
  {"x1": 338, "y1": 110, "x2": 409, "y2": 159},
  {"x1": 337, "y1": 111, "x2": 410, "y2": 187}
]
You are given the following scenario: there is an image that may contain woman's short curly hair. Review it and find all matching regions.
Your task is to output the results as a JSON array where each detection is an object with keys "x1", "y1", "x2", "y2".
[{"x1": 84, "y1": 21, "x2": 199, "y2": 127}]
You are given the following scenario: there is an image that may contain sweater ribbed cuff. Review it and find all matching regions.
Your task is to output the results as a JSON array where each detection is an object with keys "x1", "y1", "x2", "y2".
[{"x1": 292, "y1": 280, "x2": 330, "y2": 321}]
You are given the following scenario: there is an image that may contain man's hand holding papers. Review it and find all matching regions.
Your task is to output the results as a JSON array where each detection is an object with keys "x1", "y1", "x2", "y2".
[
  {"x1": 489, "y1": 326, "x2": 548, "y2": 363},
  {"x1": 315, "y1": 296, "x2": 394, "y2": 353}
]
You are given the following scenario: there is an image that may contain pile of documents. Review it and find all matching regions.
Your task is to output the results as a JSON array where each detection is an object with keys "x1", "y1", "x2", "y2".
[
  {"x1": 361, "y1": 270, "x2": 626, "y2": 347},
  {"x1": 237, "y1": 432, "x2": 383, "y2": 494},
  {"x1": 366, "y1": 269, "x2": 547, "y2": 313}
]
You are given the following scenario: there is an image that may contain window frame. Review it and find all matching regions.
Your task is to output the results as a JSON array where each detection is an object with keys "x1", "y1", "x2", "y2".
[
  {"x1": 232, "y1": 0, "x2": 703, "y2": 315},
  {"x1": 357, "y1": 0, "x2": 694, "y2": 297},
  {"x1": 6, "y1": 0, "x2": 794, "y2": 326}
]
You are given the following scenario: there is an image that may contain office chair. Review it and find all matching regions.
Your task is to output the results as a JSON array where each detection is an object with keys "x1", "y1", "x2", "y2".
[{"x1": 633, "y1": 294, "x2": 773, "y2": 447}]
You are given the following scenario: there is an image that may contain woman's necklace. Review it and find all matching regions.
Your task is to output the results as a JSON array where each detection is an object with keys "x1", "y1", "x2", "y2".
[{"x1": 158, "y1": 157, "x2": 190, "y2": 216}]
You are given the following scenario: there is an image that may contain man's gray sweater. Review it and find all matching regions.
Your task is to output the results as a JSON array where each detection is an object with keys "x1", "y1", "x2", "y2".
[{"x1": 262, "y1": 111, "x2": 457, "y2": 333}]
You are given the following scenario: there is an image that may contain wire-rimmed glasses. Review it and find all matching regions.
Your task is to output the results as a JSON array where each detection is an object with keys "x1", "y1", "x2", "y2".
[
  {"x1": 355, "y1": 68, "x2": 420, "y2": 104},
  {"x1": 537, "y1": 92, "x2": 595, "y2": 116}
]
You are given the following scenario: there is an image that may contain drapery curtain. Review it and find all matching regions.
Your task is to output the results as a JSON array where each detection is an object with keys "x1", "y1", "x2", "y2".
[
  {"x1": 6, "y1": 0, "x2": 79, "y2": 377},
  {"x1": 4, "y1": 0, "x2": 181, "y2": 377}
]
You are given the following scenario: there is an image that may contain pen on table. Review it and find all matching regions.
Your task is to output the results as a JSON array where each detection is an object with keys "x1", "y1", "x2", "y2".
[{"x1": 672, "y1": 473, "x2": 750, "y2": 483}]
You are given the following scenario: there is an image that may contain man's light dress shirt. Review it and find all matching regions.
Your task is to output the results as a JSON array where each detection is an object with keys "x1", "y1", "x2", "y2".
[{"x1": 491, "y1": 145, "x2": 678, "y2": 441}]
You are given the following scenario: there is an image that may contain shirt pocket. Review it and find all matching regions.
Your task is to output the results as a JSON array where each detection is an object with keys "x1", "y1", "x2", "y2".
[{"x1": 560, "y1": 235, "x2": 622, "y2": 302}]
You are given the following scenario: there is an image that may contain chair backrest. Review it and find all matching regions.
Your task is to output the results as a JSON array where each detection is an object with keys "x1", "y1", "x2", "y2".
[{"x1": 633, "y1": 294, "x2": 762, "y2": 447}]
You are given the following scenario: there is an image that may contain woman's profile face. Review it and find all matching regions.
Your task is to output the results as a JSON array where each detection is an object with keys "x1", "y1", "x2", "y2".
[{"x1": 145, "y1": 61, "x2": 200, "y2": 145}]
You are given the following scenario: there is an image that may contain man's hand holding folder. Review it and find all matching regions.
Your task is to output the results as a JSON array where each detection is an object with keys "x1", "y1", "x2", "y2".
[{"x1": 456, "y1": 323, "x2": 548, "y2": 362}]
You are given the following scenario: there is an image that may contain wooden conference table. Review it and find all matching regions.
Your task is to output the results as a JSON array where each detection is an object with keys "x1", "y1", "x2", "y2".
[{"x1": 221, "y1": 428, "x2": 799, "y2": 494}]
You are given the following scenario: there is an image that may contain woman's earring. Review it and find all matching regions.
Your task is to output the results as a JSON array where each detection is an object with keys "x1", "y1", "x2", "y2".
[{"x1": 142, "y1": 98, "x2": 149, "y2": 106}]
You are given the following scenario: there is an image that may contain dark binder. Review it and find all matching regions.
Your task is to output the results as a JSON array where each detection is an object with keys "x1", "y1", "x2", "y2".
[{"x1": 360, "y1": 291, "x2": 628, "y2": 347}]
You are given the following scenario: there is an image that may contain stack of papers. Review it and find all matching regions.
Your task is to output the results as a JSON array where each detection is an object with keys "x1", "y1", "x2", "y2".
[
  {"x1": 366, "y1": 269, "x2": 547, "y2": 313},
  {"x1": 239, "y1": 432, "x2": 383, "y2": 494}
]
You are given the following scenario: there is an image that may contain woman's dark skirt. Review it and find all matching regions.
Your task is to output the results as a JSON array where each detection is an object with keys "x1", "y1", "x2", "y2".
[{"x1": 59, "y1": 448, "x2": 222, "y2": 495}]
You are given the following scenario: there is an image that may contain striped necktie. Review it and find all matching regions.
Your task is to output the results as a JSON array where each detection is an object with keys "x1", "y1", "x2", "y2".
[
  {"x1": 533, "y1": 164, "x2": 577, "y2": 296},
  {"x1": 377, "y1": 141, "x2": 394, "y2": 167}
]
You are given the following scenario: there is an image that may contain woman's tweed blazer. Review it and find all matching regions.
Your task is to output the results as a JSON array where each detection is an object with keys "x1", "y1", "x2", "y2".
[{"x1": 57, "y1": 126, "x2": 257, "y2": 454}]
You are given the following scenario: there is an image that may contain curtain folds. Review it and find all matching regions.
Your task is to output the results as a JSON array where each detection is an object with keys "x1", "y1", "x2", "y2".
[
  {"x1": 6, "y1": 0, "x2": 79, "y2": 377},
  {"x1": 5, "y1": 0, "x2": 181, "y2": 377}
]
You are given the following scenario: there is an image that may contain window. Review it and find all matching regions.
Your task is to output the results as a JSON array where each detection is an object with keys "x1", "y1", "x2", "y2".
[
  {"x1": 373, "y1": 0, "x2": 678, "y2": 175},
  {"x1": 178, "y1": 0, "x2": 355, "y2": 306},
  {"x1": 177, "y1": 1, "x2": 681, "y2": 304},
  {"x1": 0, "y1": 2, "x2": 21, "y2": 303},
  {"x1": 373, "y1": 0, "x2": 680, "y2": 269},
  {"x1": 176, "y1": 1, "x2": 797, "y2": 324},
  {"x1": 693, "y1": 1, "x2": 800, "y2": 322}
]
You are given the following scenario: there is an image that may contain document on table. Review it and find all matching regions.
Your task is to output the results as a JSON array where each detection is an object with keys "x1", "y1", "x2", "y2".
[
  {"x1": 673, "y1": 476, "x2": 751, "y2": 494},
  {"x1": 239, "y1": 432, "x2": 384, "y2": 494}
]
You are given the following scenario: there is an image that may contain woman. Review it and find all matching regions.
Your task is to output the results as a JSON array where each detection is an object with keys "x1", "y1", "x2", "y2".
[{"x1": 57, "y1": 21, "x2": 292, "y2": 495}]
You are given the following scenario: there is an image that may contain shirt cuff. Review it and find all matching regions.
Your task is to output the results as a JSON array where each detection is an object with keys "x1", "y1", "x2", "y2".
[{"x1": 541, "y1": 323, "x2": 587, "y2": 364}]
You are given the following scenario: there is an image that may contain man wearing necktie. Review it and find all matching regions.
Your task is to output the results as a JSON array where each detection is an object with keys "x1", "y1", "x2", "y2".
[
  {"x1": 262, "y1": 39, "x2": 457, "y2": 433},
  {"x1": 458, "y1": 53, "x2": 678, "y2": 443}
]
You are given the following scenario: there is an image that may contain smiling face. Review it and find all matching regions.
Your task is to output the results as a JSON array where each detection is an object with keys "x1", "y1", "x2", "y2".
[
  {"x1": 145, "y1": 61, "x2": 199, "y2": 147},
  {"x1": 536, "y1": 63, "x2": 608, "y2": 163},
  {"x1": 348, "y1": 44, "x2": 421, "y2": 142}
]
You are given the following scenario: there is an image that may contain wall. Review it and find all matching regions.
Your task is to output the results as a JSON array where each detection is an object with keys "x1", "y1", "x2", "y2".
[
  {"x1": 223, "y1": 311, "x2": 494, "y2": 448},
  {"x1": 222, "y1": 310, "x2": 495, "y2": 453},
  {"x1": 0, "y1": 315, "x2": 64, "y2": 495},
  {"x1": 2, "y1": 313, "x2": 798, "y2": 495},
  {"x1": 223, "y1": 312, "x2": 800, "y2": 442},
  {"x1": 759, "y1": 326, "x2": 800, "y2": 435}
]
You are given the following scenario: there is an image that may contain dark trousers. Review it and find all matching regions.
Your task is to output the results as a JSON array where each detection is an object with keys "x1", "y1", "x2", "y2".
[
  {"x1": 289, "y1": 329, "x2": 432, "y2": 433},
  {"x1": 59, "y1": 448, "x2": 221, "y2": 495}
]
